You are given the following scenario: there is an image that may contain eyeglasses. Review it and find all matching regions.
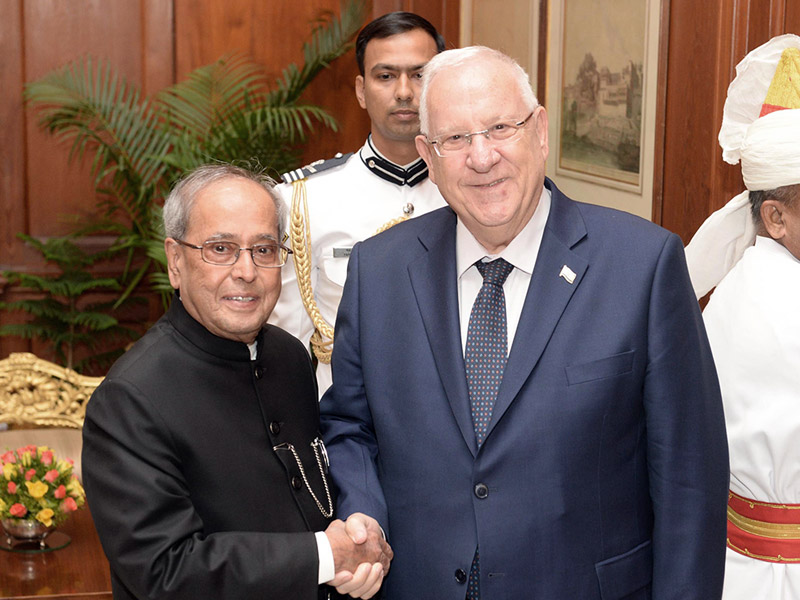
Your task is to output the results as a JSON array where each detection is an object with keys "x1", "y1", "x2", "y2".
[
  {"x1": 174, "y1": 239, "x2": 292, "y2": 268},
  {"x1": 426, "y1": 111, "x2": 535, "y2": 157}
]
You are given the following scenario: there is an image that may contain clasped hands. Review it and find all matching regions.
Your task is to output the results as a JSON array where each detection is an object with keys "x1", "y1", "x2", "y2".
[{"x1": 325, "y1": 513, "x2": 393, "y2": 598}]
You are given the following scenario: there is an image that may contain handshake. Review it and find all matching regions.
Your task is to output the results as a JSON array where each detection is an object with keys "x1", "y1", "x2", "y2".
[{"x1": 325, "y1": 513, "x2": 394, "y2": 599}]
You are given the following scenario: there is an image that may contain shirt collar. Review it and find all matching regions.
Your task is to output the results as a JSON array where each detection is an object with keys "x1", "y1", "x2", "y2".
[
  {"x1": 456, "y1": 185, "x2": 552, "y2": 278},
  {"x1": 359, "y1": 136, "x2": 429, "y2": 187}
]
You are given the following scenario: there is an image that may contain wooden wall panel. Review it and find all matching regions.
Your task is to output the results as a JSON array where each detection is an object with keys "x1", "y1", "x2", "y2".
[
  {"x1": 0, "y1": 0, "x2": 27, "y2": 269},
  {"x1": 23, "y1": 1, "x2": 145, "y2": 238},
  {"x1": 142, "y1": 0, "x2": 176, "y2": 96},
  {"x1": 657, "y1": 2, "x2": 735, "y2": 239},
  {"x1": 656, "y1": 0, "x2": 800, "y2": 244},
  {"x1": 371, "y1": 0, "x2": 460, "y2": 48},
  {"x1": 787, "y1": 1, "x2": 800, "y2": 33}
]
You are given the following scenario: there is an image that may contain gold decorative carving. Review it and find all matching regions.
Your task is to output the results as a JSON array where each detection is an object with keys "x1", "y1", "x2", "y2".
[{"x1": 0, "y1": 353, "x2": 104, "y2": 429}]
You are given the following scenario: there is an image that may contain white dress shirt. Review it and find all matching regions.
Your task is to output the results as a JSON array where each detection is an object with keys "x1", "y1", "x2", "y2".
[{"x1": 456, "y1": 186, "x2": 551, "y2": 355}]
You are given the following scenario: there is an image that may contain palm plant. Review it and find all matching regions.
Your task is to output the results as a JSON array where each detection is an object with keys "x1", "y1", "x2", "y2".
[
  {"x1": 23, "y1": 0, "x2": 365, "y2": 304},
  {"x1": 0, "y1": 234, "x2": 140, "y2": 373}
]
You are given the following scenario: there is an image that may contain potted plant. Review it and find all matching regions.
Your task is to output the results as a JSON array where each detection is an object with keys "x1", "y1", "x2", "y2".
[{"x1": 0, "y1": 445, "x2": 85, "y2": 550}]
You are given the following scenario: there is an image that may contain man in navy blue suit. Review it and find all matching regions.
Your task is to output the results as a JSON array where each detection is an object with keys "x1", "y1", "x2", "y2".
[{"x1": 320, "y1": 46, "x2": 729, "y2": 599}]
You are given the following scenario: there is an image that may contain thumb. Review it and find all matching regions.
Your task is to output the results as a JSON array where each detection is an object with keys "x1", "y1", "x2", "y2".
[{"x1": 345, "y1": 514, "x2": 368, "y2": 544}]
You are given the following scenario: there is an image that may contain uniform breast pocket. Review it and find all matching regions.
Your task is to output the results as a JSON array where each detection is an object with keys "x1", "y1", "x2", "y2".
[
  {"x1": 564, "y1": 350, "x2": 635, "y2": 386},
  {"x1": 320, "y1": 254, "x2": 350, "y2": 287}
]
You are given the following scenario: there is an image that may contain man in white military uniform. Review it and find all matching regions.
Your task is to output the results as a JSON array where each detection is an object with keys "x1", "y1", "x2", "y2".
[
  {"x1": 269, "y1": 12, "x2": 447, "y2": 394},
  {"x1": 685, "y1": 34, "x2": 800, "y2": 600}
]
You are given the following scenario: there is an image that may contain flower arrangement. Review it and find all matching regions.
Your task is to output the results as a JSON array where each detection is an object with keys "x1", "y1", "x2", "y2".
[{"x1": 0, "y1": 445, "x2": 85, "y2": 527}]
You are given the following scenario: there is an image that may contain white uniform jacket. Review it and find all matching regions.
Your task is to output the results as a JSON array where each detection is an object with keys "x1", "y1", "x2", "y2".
[
  {"x1": 269, "y1": 138, "x2": 446, "y2": 395},
  {"x1": 703, "y1": 236, "x2": 800, "y2": 600}
]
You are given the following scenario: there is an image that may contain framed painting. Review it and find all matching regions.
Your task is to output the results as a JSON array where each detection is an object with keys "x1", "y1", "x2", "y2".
[{"x1": 555, "y1": 0, "x2": 650, "y2": 191}]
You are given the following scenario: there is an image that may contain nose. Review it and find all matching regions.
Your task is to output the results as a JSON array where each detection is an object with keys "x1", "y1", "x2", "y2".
[
  {"x1": 395, "y1": 73, "x2": 413, "y2": 102},
  {"x1": 231, "y1": 248, "x2": 258, "y2": 282},
  {"x1": 465, "y1": 133, "x2": 500, "y2": 172}
]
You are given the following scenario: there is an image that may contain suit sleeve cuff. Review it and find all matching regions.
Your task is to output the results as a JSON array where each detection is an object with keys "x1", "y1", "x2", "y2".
[{"x1": 315, "y1": 531, "x2": 335, "y2": 584}]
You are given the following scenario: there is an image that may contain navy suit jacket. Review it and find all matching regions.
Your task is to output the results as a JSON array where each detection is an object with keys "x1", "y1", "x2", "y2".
[{"x1": 320, "y1": 179, "x2": 728, "y2": 599}]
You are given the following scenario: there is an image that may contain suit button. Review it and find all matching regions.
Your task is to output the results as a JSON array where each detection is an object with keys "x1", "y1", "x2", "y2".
[
  {"x1": 474, "y1": 483, "x2": 489, "y2": 499},
  {"x1": 254, "y1": 366, "x2": 264, "y2": 379},
  {"x1": 269, "y1": 421, "x2": 281, "y2": 435},
  {"x1": 291, "y1": 476, "x2": 303, "y2": 490},
  {"x1": 454, "y1": 568, "x2": 467, "y2": 584}
]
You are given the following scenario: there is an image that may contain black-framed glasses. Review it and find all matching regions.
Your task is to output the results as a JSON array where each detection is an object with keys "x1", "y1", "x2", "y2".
[
  {"x1": 174, "y1": 239, "x2": 292, "y2": 268},
  {"x1": 426, "y1": 111, "x2": 535, "y2": 157}
]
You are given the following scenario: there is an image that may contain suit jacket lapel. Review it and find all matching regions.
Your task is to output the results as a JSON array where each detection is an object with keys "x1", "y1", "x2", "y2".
[
  {"x1": 485, "y1": 182, "x2": 589, "y2": 442},
  {"x1": 407, "y1": 209, "x2": 478, "y2": 456}
]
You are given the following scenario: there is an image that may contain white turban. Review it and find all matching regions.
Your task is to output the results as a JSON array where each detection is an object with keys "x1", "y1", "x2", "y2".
[
  {"x1": 685, "y1": 35, "x2": 800, "y2": 299},
  {"x1": 740, "y1": 109, "x2": 800, "y2": 191},
  {"x1": 718, "y1": 34, "x2": 800, "y2": 165}
]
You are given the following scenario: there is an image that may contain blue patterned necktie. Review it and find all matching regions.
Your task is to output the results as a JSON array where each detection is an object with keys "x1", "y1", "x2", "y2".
[
  {"x1": 464, "y1": 257, "x2": 513, "y2": 600},
  {"x1": 465, "y1": 258, "x2": 514, "y2": 446}
]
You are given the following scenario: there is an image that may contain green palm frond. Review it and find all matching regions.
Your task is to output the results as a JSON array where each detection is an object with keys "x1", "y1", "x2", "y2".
[
  {"x1": 159, "y1": 53, "x2": 267, "y2": 136},
  {"x1": 0, "y1": 323, "x2": 51, "y2": 340},
  {"x1": 25, "y1": 57, "x2": 170, "y2": 196},
  {"x1": 0, "y1": 299, "x2": 67, "y2": 321},
  {"x1": 2, "y1": 272, "x2": 120, "y2": 297},
  {"x1": 143, "y1": 238, "x2": 167, "y2": 265},
  {"x1": 69, "y1": 312, "x2": 118, "y2": 329},
  {"x1": 150, "y1": 272, "x2": 174, "y2": 297},
  {"x1": 272, "y1": 0, "x2": 366, "y2": 105}
]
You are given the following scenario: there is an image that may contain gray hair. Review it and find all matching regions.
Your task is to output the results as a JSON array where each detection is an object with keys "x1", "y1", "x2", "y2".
[
  {"x1": 163, "y1": 164, "x2": 286, "y2": 241},
  {"x1": 749, "y1": 183, "x2": 800, "y2": 227},
  {"x1": 419, "y1": 46, "x2": 539, "y2": 135}
]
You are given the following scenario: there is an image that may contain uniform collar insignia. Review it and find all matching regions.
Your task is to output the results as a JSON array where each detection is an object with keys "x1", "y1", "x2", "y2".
[{"x1": 360, "y1": 136, "x2": 429, "y2": 187}]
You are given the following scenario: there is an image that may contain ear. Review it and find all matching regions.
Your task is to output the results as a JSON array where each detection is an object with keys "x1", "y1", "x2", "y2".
[
  {"x1": 533, "y1": 105, "x2": 549, "y2": 161},
  {"x1": 415, "y1": 134, "x2": 436, "y2": 185},
  {"x1": 761, "y1": 200, "x2": 787, "y2": 241},
  {"x1": 355, "y1": 75, "x2": 367, "y2": 110},
  {"x1": 165, "y1": 238, "x2": 182, "y2": 290}
]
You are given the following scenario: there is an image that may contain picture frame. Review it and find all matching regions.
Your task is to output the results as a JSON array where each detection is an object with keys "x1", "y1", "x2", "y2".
[{"x1": 553, "y1": 0, "x2": 652, "y2": 192}]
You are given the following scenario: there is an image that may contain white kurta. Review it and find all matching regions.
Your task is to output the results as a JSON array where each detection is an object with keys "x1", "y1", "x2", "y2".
[
  {"x1": 703, "y1": 236, "x2": 800, "y2": 600},
  {"x1": 268, "y1": 142, "x2": 445, "y2": 395}
]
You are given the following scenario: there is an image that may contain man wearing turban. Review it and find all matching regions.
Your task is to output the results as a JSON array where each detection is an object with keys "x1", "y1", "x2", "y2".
[{"x1": 685, "y1": 33, "x2": 800, "y2": 600}]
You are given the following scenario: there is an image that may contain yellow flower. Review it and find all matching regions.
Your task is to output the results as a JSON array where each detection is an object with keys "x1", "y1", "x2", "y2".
[
  {"x1": 66, "y1": 477, "x2": 85, "y2": 499},
  {"x1": 0, "y1": 498, "x2": 6, "y2": 512},
  {"x1": 20, "y1": 451, "x2": 32, "y2": 466},
  {"x1": 25, "y1": 480, "x2": 49, "y2": 499},
  {"x1": 35, "y1": 508, "x2": 54, "y2": 527},
  {"x1": 3, "y1": 462, "x2": 16, "y2": 480}
]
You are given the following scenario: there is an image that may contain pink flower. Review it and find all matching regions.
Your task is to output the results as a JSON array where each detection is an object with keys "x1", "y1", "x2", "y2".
[
  {"x1": 7, "y1": 481, "x2": 17, "y2": 494},
  {"x1": 1, "y1": 450, "x2": 15, "y2": 464},
  {"x1": 24, "y1": 468, "x2": 36, "y2": 481},
  {"x1": 9, "y1": 503, "x2": 27, "y2": 518},
  {"x1": 44, "y1": 469, "x2": 60, "y2": 483},
  {"x1": 61, "y1": 497, "x2": 78, "y2": 513},
  {"x1": 54, "y1": 485, "x2": 66, "y2": 499},
  {"x1": 41, "y1": 450, "x2": 54, "y2": 466}
]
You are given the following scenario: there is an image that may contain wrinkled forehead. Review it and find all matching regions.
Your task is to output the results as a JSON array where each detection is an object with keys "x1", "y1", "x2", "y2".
[
  {"x1": 187, "y1": 178, "x2": 279, "y2": 239},
  {"x1": 426, "y1": 61, "x2": 528, "y2": 132}
]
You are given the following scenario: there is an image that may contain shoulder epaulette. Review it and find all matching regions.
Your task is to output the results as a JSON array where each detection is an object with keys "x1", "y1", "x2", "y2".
[{"x1": 281, "y1": 152, "x2": 353, "y2": 184}]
